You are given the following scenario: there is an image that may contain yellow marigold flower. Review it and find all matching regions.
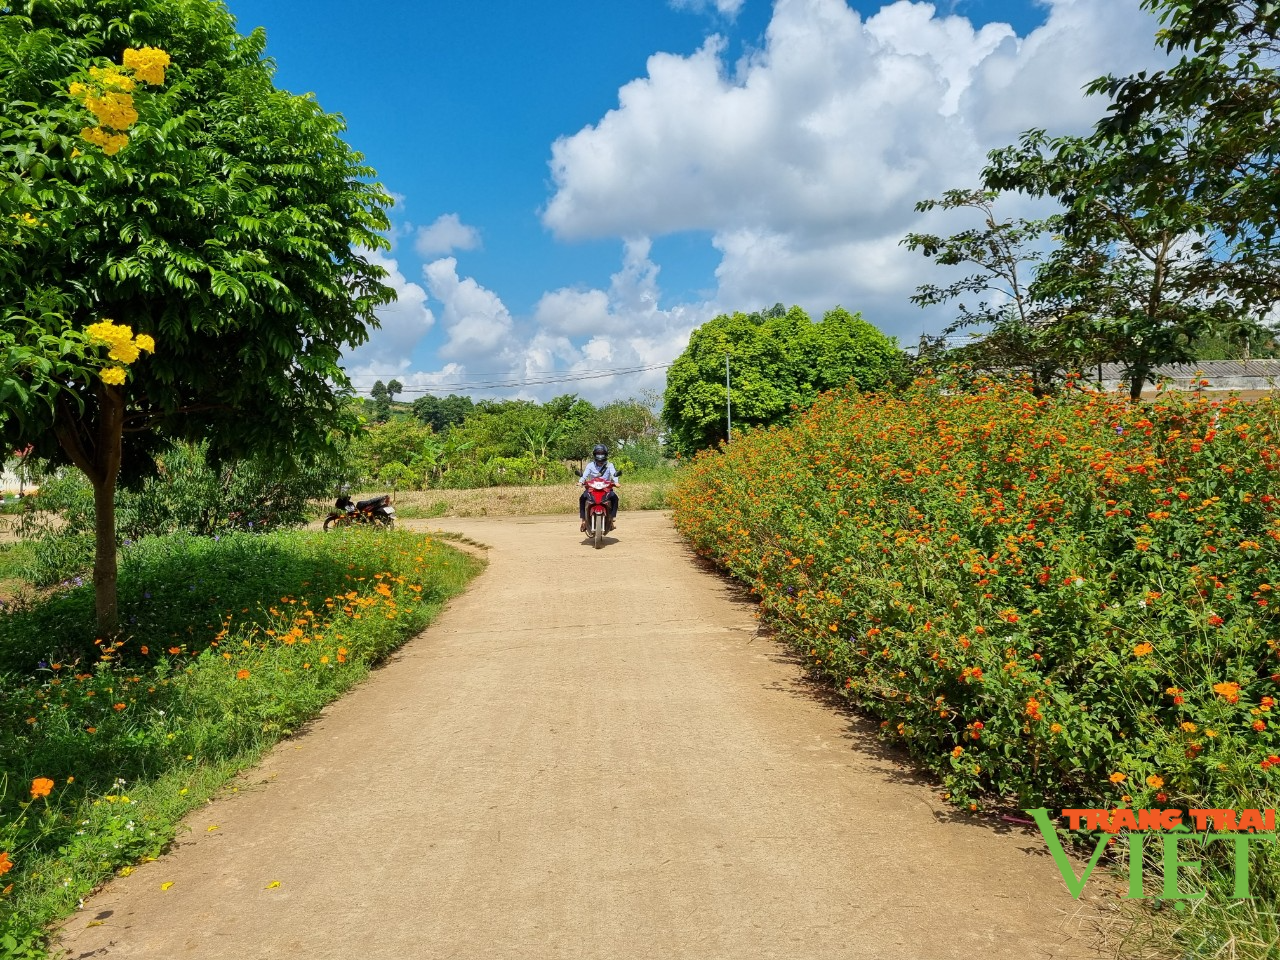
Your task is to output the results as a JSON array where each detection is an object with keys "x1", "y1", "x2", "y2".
[
  {"x1": 108, "y1": 340, "x2": 141, "y2": 364},
  {"x1": 1180, "y1": 721, "x2": 1198, "y2": 733},
  {"x1": 1132, "y1": 642, "x2": 1154, "y2": 657},
  {"x1": 1146, "y1": 774, "x2": 1164, "y2": 789},
  {"x1": 1109, "y1": 772, "x2": 1126, "y2": 784},
  {"x1": 134, "y1": 333, "x2": 155, "y2": 353},
  {"x1": 123, "y1": 46, "x2": 171, "y2": 85},
  {"x1": 100, "y1": 366, "x2": 126, "y2": 385}
]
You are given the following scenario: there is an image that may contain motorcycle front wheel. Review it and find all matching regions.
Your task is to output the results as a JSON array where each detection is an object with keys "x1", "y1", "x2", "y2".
[
  {"x1": 323, "y1": 514, "x2": 345, "y2": 532},
  {"x1": 593, "y1": 514, "x2": 605, "y2": 549}
]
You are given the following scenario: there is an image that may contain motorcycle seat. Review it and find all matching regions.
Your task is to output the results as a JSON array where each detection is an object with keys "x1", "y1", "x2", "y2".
[{"x1": 356, "y1": 496, "x2": 387, "y2": 510}]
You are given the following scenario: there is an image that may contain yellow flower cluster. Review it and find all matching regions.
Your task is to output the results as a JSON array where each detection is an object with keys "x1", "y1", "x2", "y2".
[
  {"x1": 83, "y1": 90, "x2": 139, "y2": 131},
  {"x1": 68, "y1": 47, "x2": 169, "y2": 157},
  {"x1": 122, "y1": 47, "x2": 171, "y2": 86},
  {"x1": 80, "y1": 126, "x2": 130, "y2": 156},
  {"x1": 85, "y1": 319, "x2": 156, "y2": 385}
]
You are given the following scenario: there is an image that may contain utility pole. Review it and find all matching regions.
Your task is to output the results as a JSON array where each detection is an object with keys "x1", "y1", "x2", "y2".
[{"x1": 725, "y1": 354, "x2": 732, "y2": 445}]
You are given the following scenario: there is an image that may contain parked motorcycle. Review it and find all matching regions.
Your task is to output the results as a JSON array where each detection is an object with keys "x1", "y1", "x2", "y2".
[
  {"x1": 323, "y1": 493, "x2": 395, "y2": 531},
  {"x1": 581, "y1": 477, "x2": 616, "y2": 549}
]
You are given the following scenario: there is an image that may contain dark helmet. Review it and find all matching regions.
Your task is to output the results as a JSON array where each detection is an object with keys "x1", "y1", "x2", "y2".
[{"x1": 592, "y1": 444, "x2": 608, "y2": 464}]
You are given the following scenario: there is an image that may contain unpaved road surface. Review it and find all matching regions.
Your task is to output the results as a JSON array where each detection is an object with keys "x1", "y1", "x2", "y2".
[{"x1": 57, "y1": 512, "x2": 1105, "y2": 959}]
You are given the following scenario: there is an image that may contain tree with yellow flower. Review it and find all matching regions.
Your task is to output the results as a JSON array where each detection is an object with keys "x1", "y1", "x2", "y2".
[{"x1": 1, "y1": 0, "x2": 394, "y2": 636}]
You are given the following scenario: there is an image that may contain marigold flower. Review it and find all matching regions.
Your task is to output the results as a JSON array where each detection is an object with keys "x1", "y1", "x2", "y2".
[
  {"x1": 1180, "y1": 721, "x2": 1197, "y2": 733},
  {"x1": 1146, "y1": 775, "x2": 1164, "y2": 789},
  {"x1": 951, "y1": 746, "x2": 963, "y2": 758},
  {"x1": 236, "y1": 669, "x2": 250, "y2": 680},
  {"x1": 0, "y1": 852, "x2": 12, "y2": 875},
  {"x1": 100, "y1": 366, "x2": 126, "y2": 385},
  {"x1": 30, "y1": 777, "x2": 55, "y2": 798},
  {"x1": 1109, "y1": 772, "x2": 1126, "y2": 784}
]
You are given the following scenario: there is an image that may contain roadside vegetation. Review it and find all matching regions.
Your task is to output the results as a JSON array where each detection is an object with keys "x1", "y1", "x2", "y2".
[
  {"x1": 0, "y1": 527, "x2": 481, "y2": 956},
  {"x1": 674, "y1": 377, "x2": 1280, "y2": 956}
]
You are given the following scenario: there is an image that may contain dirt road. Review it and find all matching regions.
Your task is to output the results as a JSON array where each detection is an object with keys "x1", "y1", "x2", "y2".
[{"x1": 56, "y1": 512, "x2": 1105, "y2": 959}]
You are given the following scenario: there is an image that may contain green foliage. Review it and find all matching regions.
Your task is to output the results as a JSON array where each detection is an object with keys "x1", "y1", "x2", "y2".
[
  {"x1": 662, "y1": 304, "x2": 907, "y2": 453},
  {"x1": 964, "y1": 1, "x2": 1280, "y2": 399},
  {"x1": 1089, "y1": 1, "x2": 1280, "y2": 292},
  {"x1": 347, "y1": 416, "x2": 436, "y2": 488},
  {"x1": 0, "y1": 528, "x2": 480, "y2": 952},
  {"x1": 0, "y1": 0, "x2": 394, "y2": 633},
  {"x1": 0, "y1": 0, "x2": 393, "y2": 469},
  {"x1": 410, "y1": 393, "x2": 474, "y2": 433},
  {"x1": 903, "y1": 189, "x2": 1072, "y2": 395}
]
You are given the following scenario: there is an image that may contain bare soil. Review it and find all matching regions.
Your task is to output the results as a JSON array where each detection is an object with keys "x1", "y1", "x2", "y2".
[{"x1": 54, "y1": 512, "x2": 1109, "y2": 959}]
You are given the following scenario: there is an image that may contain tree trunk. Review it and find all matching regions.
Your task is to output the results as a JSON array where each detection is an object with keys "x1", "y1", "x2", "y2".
[
  {"x1": 1129, "y1": 366, "x2": 1149, "y2": 401},
  {"x1": 53, "y1": 382, "x2": 125, "y2": 638},
  {"x1": 93, "y1": 467, "x2": 119, "y2": 635}
]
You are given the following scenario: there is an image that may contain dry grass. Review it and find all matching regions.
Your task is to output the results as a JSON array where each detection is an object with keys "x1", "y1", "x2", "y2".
[{"x1": 356, "y1": 481, "x2": 672, "y2": 519}]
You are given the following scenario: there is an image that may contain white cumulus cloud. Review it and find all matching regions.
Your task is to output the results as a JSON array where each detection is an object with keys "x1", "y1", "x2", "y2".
[
  {"x1": 543, "y1": 0, "x2": 1167, "y2": 337},
  {"x1": 671, "y1": 0, "x2": 746, "y2": 17},
  {"x1": 341, "y1": 249, "x2": 435, "y2": 393},
  {"x1": 415, "y1": 213, "x2": 482, "y2": 257}
]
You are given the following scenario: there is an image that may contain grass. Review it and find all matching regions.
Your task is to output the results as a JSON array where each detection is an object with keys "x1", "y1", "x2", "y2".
[{"x1": 0, "y1": 527, "x2": 483, "y2": 956}]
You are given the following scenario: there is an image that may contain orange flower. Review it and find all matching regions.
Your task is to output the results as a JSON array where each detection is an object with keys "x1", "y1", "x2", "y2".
[
  {"x1": 1146, "y1": 775, "x2": 1164, "y2": 789},
  {"x1": 0, "y1": 852, "x2": 12, "y2": 875},
  {"x1": 1132, "y1": 643, "x2": 1153, "y2": 657},
  {"x1": 1109, "y1": 772, "x2": 1126, "y2": 784},
  {"x1": 30, "y1": 777, "x2": 55, "y2": 799},
  {"x1": 236, "y1": 669, "x2": 251, "y2": 680},
  {"x1": 113, "y1": 702, "x2": 126, "y2": 711},
  {"x1": 1213, "y1": 681, "x2": 1241, "y2": 703}
]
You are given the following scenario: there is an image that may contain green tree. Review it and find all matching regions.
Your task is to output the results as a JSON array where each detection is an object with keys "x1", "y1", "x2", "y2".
[
  {"x1": 903, "y1": 189, "x2": 1076, "y2": 395},
  {"x1": 1088, "y1": 0, "x2": 1280, "y2": 300},
  {"x1": 976, "y1": 0, "x2": 1280, "y2": 399},
  {"x1": 411, "y1": 393, "x2": 475, "y2": 433},
  {"x1": 984, "y1": 130, "x2": 1253, "y2": 399},
  {"x1": 662, "y1": 305, "x2": 903, "y2": 453},
  {"x1": 0, "y1": 1, "x2": 394, "y2": 634},
  {"x1": 369, "y1": 380, "x2": 391, "y2": 422},
  {"x1": 386, "y1": 378, "x2": 403, "y2": 402}
]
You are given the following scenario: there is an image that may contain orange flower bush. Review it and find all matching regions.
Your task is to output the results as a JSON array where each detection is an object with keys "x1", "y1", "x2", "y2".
[{"x1": 674, "y1": 375, "x2": 1280, "y2": 815}]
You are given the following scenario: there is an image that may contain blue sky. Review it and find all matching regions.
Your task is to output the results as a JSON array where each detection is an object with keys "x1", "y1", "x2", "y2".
[{"x1": 222, "y1": 0, "x2": 1164, "y2": 402}]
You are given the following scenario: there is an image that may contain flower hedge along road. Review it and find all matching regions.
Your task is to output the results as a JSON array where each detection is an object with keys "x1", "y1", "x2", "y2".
[{"x1": 673, "y1": 377, "x2": 1280, "y2": 820}]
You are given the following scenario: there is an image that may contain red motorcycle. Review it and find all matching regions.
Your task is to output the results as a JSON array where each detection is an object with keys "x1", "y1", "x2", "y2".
[
  {"x1": 581, "y1": 477, "x2": 616, "y2": 549},
  {"x1": 324, "y1": 493, "x2": 395, "y2": 531}
]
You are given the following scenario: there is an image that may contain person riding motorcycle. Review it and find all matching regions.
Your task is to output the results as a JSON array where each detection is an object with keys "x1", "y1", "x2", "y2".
[{"x1": 579, "y1": 444, "x2": 620, "y2": 532}]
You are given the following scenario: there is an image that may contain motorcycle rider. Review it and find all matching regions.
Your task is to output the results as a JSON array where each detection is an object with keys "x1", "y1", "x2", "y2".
[{"x1": 579, "y1": 443, "x2": 620, "y2": 532}]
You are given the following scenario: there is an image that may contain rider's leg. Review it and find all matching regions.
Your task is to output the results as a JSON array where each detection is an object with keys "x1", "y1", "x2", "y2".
[{"x1": 579, "y1": 490, "x2": 588, "y2": 531}]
